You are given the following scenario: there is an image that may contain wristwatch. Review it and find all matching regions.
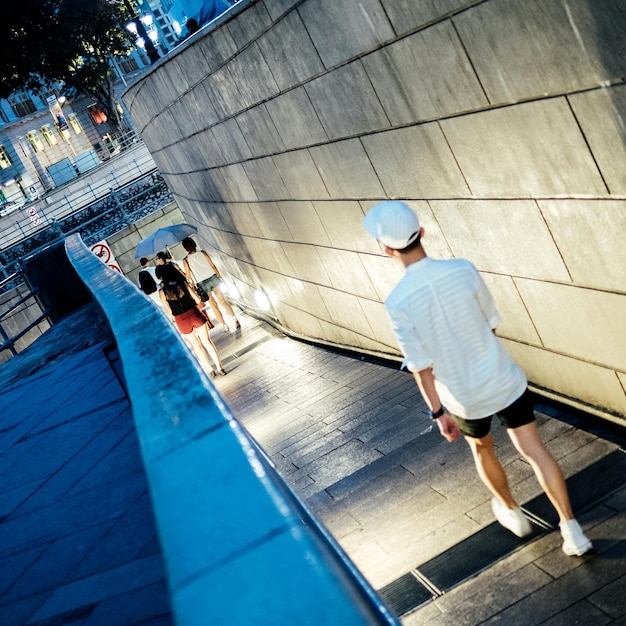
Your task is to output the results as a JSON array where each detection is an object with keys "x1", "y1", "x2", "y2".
[{"x1": 430, "y1": 405, "x2": 447, "y2": 420}]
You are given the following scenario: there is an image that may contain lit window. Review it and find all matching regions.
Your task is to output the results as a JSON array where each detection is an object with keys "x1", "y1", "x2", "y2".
[
  {"x1": 27, "y1": 131, "x2": 45, "y2": 152},
  {"x1": 0, "y1": 146, "x2": 12, "y2": 169},
  {"x1": 41, "y1": 124, "x2": 58, "y2": 146},
  {"x1": 68, "y1": 113, "x2": 82, "y2": 134},
  {"x1": 87, "y1": 104, "x2": 108, "y2": 125}
]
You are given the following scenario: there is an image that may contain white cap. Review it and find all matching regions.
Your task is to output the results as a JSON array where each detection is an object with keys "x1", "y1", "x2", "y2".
[{"x1": 364, "y1": 201, "x2": 421, "y2": 249}]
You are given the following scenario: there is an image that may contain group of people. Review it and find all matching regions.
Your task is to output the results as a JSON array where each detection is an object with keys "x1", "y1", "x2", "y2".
[
  {"x1": 137, "y1": 203, "x2": 593, "y2": 559},
  {"x1": 137, "y1": 237, "x2": 240, "y2": 378}
]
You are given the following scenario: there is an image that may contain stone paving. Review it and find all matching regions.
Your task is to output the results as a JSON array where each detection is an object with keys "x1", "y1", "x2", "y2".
[
  {"x1": 0, "y1": 304, "x2": 172, "y2": 625},
  {"x1": 0, "y1": 303, "x2": 625, "y2": 624}
]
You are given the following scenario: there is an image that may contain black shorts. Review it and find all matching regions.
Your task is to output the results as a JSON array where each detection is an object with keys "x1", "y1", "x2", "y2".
[{"x1": 452, "y1": 388, "x2": 535, "y2": 439}]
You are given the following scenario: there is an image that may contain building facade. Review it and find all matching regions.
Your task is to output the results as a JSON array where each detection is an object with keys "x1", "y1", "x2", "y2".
[{"x1": 0, "y1": 53, "x2": 151, "y2": 212}]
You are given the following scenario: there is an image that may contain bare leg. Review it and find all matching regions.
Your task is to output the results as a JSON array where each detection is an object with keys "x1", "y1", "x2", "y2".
[
  {"x1": 507, "y1": 422, "x2": 574, "y2": 522},
  {"x1": 465, "y1": 433, "x2": 518, "y2": 508},
  {"x1": 206, "y1": 293, "x2": 226, "y2": 327},
  {"x1": 182, "y1": 332, "x2": 217, "y2": 374},
  {"x1": 194, "y1": 323, "x2": 223, "y2": 371},
  {"x1": 213, "y1": 288, "x2": 239, "y2": 326}
]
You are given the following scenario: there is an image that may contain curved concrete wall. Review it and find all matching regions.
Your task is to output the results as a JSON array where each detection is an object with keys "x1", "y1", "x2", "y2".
[{"x1": 123, "y1": 0, "x2": 626, "y2": 424}]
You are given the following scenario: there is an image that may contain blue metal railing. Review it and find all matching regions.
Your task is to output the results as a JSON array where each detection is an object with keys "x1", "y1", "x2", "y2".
[
  {"x1": 0, "y1": 271, "x2": 50, "y2": 358},
  {"x1": 64, "y1": 232, "x2": 400, "y2": 626}
]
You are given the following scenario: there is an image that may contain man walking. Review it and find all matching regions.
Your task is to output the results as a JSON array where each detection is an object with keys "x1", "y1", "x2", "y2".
[
  {"x1": 364, "y1": 200, "x2": 592, "y2": 556},
  {"x1": 138, "y1": 257, "x2": 162, "y2": 307}
]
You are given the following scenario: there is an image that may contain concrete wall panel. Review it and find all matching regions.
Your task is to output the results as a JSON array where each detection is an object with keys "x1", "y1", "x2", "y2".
[
  {"x1": 265, "y1": 88, "x2": 328, "y2": 150},
  {"x1": 168, "y1": 100, "x2": 199, "y2": 139},
  {"x1": 241, "y1": 158, "x2": 288, "y2": 200},
  {"x1": 189, "y1": 26, "x2": 238, "y2": 75},
  {"x1": 213, "y1": 164, "x2": 257, "y2": 202},
  {"x1": 282, "y1": 277, "x2": 331, "y2": 319},
  {"x1": 248, "y1": 201, "x2": 293, "y2": 240},
  {"x1": 279, "y1": 303, "x2": 327, "y2": 341},
  {"x1": 358, "y1": 253, "x2": 404, "y2": 303},
  {"x1": 272, "y1": 150, "x2": 329, "y2": 199},
  {"x1": 539, "y1": 199, "x2": 626, "y2": 292},
  {"x1": 124, "y1": 0, "x2": 626, "y2": 420},
  {"x1": 358, "y1": 297, "x2": 397, "y2": 351},
  {"x1": 362, "y1": 125, "x2": 469, "y2": 198},
  {"x1": 363, "y1": 22, "x2": 488, "y2": 126},
  {"x1": 243, "y1": 237, "x2": 295, "y2": 274},
  {"x1": 305, "y1": 63, "x2": 390, "y2": 140},
  {"x1": 184, "y1": 81, "x2": 221, "y2": 127},
  {"x1": 277, "y1": 201, "x2": 331, "y2": 246},
  {"x1": 514, "y1": 280, "x2": 626, "y2": 371},
  {"x1": 481, "y1": 273, "x2": 541, "y2": 345},
  {"x1": 454, "y1": 0, "x2": 626, "y2": 104},
  {"x1": 235, "y1": 105, "x2": 286, "y2": 157},
  {"x1": 265, "y1": 0, "x2": 300, "y2": 20},
  {"x1": 316, "y1": 247, "x2": 379, "y2": 300},
  {"x1": 298, "y1": 0, "x2": 394, "y2": 68},
  {"x1": 226, "y1": 0, "x2": 272, "y2": 48},
  {"x1": 227, "y1": 203, "x2": 264, "y2": 238},
  {"x1": 317, "y1": 285, "x2": 375, "y2": 339},
  {"x1": 569, "y1": 86, "x2": 626, "y2": 194},
  {"x1": 257, "y1": 11, "x2": 324, "y2": 90},
  {"x1": 309, "y1": 140, "x2": 385, "y2": 198},
  {"x1": 203, "y1": 68, "x2": 245, "y2": 119},
  {"x1": 170, "y1": 42, "x2": 213, "y2": 88},
  {"x1": 431, "y1": 199, "x2": 571, "y2": 281},
  {"x1": 312, "y1": 201, "x2": 379, "y2": 254},
  {"x1": 212, "y1": 119, "x2": 254, "y2": 163},
  {"x1": 441, "y1": 99, "x2": 608, "y2": 196},
  {"x1": 380, "y1": 0, "x2": 468, "y2": 36},
  {"x1": 280, "y1": 242, "x2": 331, "y2": 286},
  {"x1": 182, "y1": 131, "x2": 220, "y2": 170},
  {"x1": 227, "y1": 44, "x2": 280, "y2": 107},
  {"x1": 504, "y1": 340, "x2": 626, "y2": 417}
]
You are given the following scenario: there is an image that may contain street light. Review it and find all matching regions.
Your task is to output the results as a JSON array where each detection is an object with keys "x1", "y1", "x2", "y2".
[{"x1": 122, "y1": 0, "x2": 160, "y2": 64}]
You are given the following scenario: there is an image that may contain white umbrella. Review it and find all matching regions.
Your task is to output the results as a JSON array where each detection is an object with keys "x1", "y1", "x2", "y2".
[{"x1": 135, "y1": 223, "x2": 198, "y2": 258}]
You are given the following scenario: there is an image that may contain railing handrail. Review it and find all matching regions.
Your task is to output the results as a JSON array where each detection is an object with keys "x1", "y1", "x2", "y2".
[
  {"x1": 0, "y1": 272, "x2": 50, "y2": 357},
  {"x1": 65, "y1": 232, "x2": 400, "y2": 625},
  {"x1": 0, "y1": 142, "x2": 156, "y2": 251},
  {"x1": 0, "y1": 170, "x2": 172, "y2": 279}
]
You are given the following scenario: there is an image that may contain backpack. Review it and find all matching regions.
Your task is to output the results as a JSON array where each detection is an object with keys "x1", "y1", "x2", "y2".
[{"x1": 138, "y1": 269, "x2": 157, "y2": 295}]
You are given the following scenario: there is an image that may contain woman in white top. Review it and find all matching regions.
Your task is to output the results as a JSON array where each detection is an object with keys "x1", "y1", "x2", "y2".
[{"x1": 181, "y1": 237, "x2": 241, "y2": 333}]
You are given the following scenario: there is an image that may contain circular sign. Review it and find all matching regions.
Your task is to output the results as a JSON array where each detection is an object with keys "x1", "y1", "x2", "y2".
[{"x1": 91, "y1": 243, "x2": 111, "y2": 263}]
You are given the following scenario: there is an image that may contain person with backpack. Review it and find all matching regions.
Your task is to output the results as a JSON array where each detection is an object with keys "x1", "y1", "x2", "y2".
[
  {"x1": 138, "y1": 257, "x2": 162, "y2": 307},
  {"x1": 155, "y1": 259, "x2": 226, "y2": 377}
]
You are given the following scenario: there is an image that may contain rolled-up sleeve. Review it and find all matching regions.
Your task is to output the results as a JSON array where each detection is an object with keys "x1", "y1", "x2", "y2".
[{"x1": 386, "y1": 304, "x2": 433, "y2": 373}]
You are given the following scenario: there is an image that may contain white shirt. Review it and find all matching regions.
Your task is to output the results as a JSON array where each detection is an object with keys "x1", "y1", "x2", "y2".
[
  {"x1": 385, "y1": 257, "x2": 526, "y2": 419},
  {"x1": 185, "y1": 250, "x2": 216, "y2": 282}
]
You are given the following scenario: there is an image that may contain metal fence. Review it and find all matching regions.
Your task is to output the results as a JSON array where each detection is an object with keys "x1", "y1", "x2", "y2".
[
  {"x1": 0, "y1": 139, "x2": 156, "y2": 251},
  {"x1": 0, "y1": 270, "x2": 51, "y2": 362},
  {"x1": 0, "y1": 143, "x2": 174, "y2": 359},
  {"x1": 0, "y1": 169, "x2": 173, "y2": 281}
]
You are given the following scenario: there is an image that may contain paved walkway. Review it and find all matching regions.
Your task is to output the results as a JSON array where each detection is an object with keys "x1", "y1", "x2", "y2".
[{"x1": 1, "y1": 303, "x2": 625, "y2": 624}]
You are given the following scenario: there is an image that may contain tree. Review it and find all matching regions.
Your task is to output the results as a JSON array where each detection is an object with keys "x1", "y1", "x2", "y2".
[{"x1": 0, "y1": 0, "x2": 138, "y2": 133}]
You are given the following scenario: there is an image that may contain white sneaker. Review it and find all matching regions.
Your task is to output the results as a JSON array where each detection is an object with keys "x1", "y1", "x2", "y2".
[
  {"x1": 491, "y1": 498, "x2": 532, "y2": 537},
  {"x1": 560, "y1": 519, "x2": 593, "y2": 556}
]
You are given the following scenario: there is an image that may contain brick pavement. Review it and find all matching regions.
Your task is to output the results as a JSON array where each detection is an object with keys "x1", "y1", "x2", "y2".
[
  {"x1": 0, "y1": 303, "x2": 624, "y2": 624},
  {"x1": 211, "y1": 315, "x2": 626, "y2": 624},
  {"x1": 0, "y1": 304, "x2": 172, "y2": 625}
]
